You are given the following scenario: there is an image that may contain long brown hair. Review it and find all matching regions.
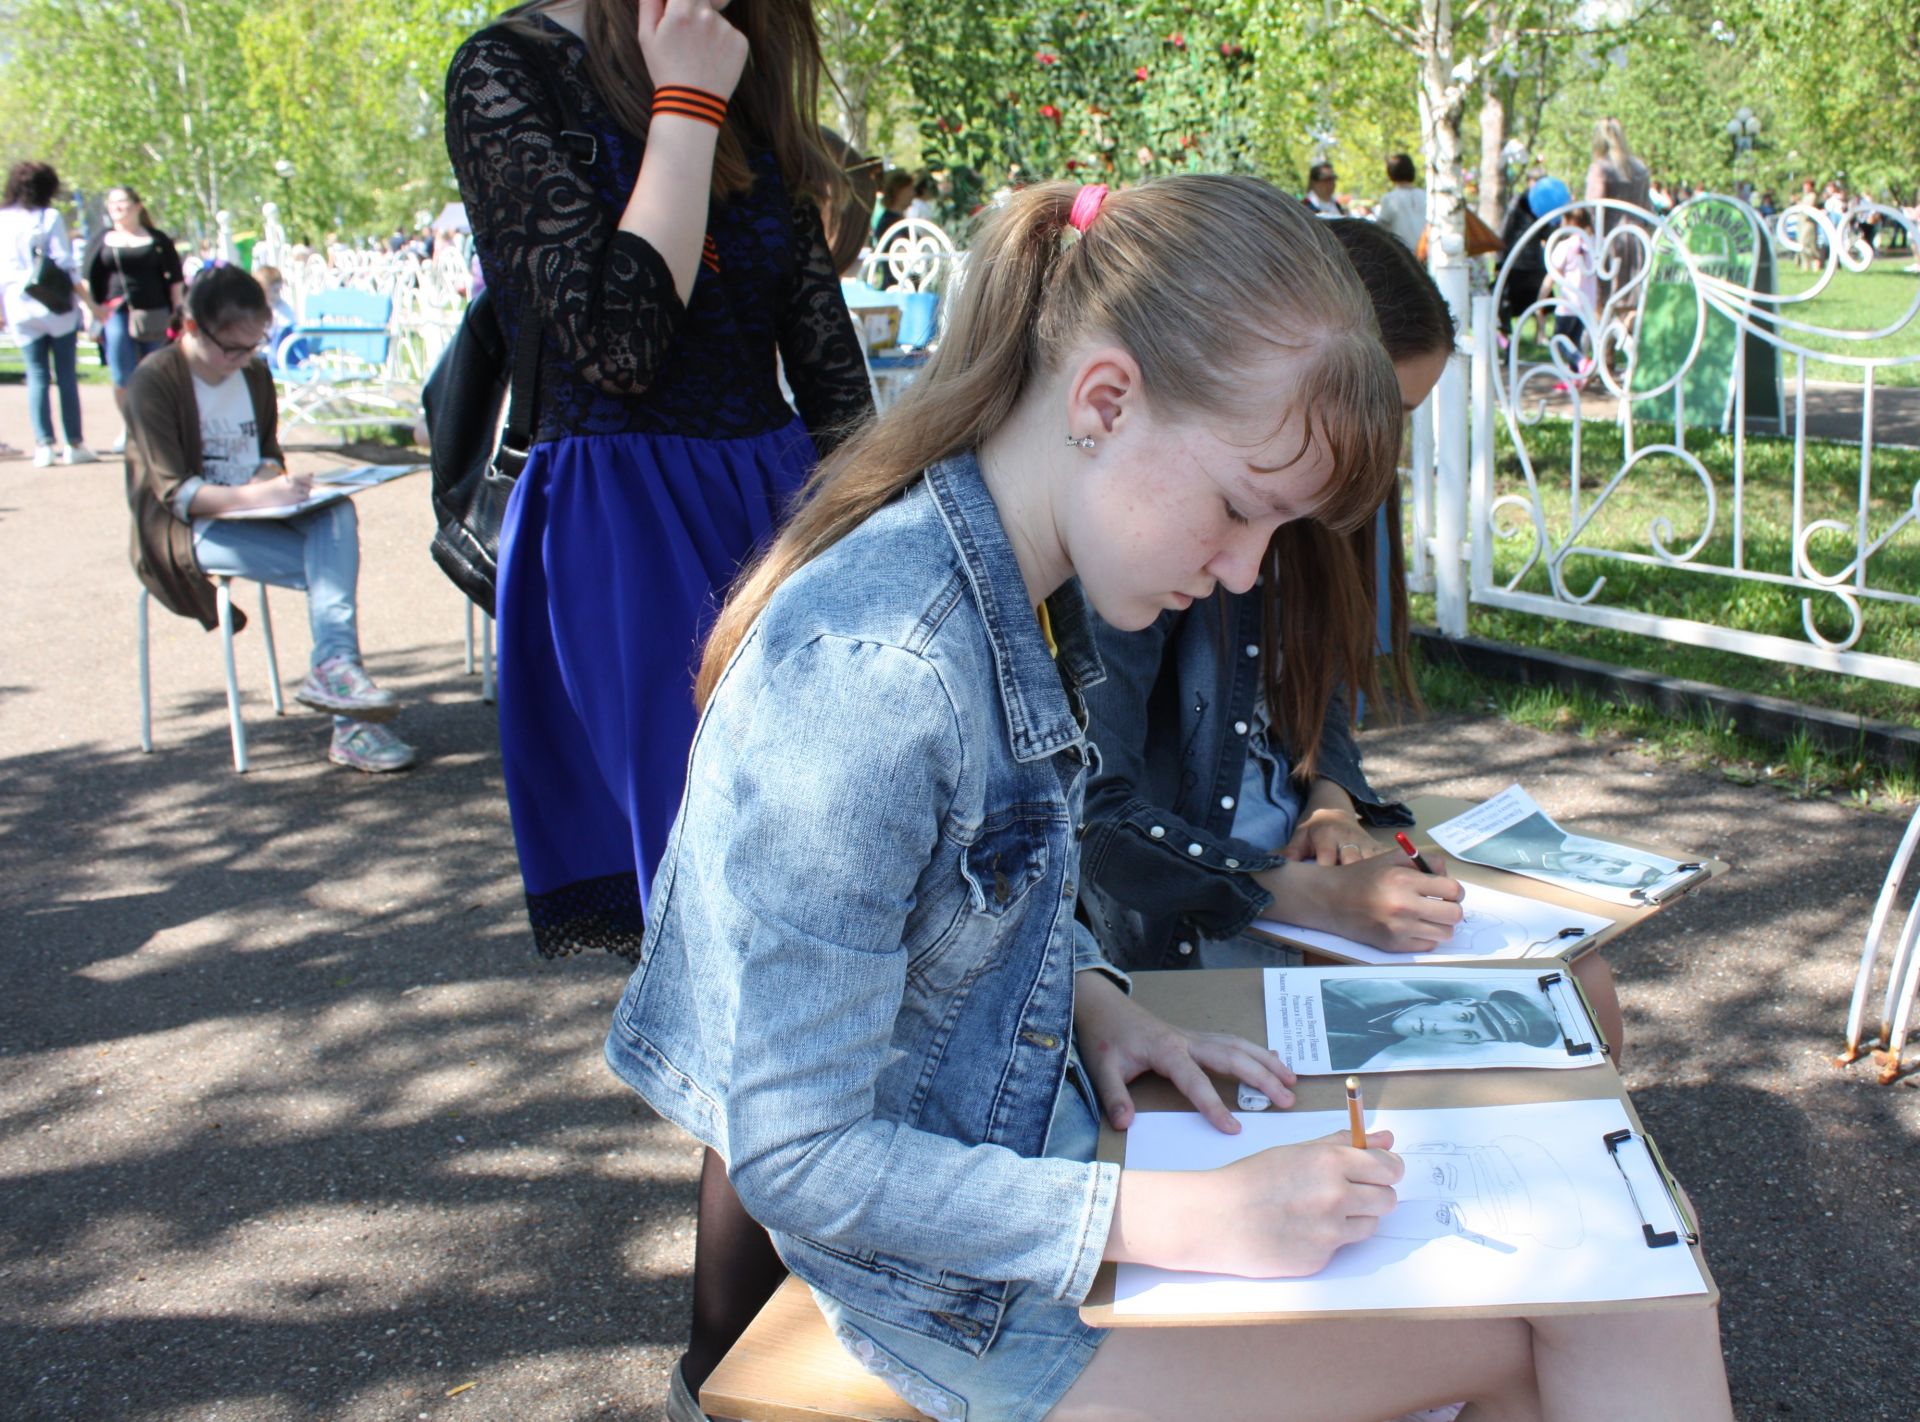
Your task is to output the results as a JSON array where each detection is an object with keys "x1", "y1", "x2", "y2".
[
  {"x1": 1265, "y1": 218, "x2": 1455, "y2": 774},
  {"x1": 696, "y1": 175, "x2": 1403, "y2": 706},
  {"x1": 510, "y1": 0, "x2": 841, "y2": 205}
]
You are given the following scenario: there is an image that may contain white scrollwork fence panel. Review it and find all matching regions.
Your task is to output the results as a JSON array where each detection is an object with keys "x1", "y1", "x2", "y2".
[{"x1": 1471, "y1": 193, "x2": 1920, "y2": 689}]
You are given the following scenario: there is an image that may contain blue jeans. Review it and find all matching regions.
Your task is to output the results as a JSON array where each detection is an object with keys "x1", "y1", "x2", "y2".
[
  {"x1": 104, "y1": 306, "x2": 165, "y2": 387},
  {"x1": 192, "y1": 499, "x2": 363, "y2": 727},
  {"x1": 21, "y1": 329, "x2": 83, "y2": 448}
]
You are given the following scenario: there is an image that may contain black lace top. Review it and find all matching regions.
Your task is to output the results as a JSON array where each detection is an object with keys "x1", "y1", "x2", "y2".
[{"x1": 443, "y1": 19, "x2": 872, "y2": 449}]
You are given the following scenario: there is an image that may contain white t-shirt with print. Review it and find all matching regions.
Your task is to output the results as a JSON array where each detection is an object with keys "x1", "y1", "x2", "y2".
[{"x1": 192, "y1": 371, "x2": 260, "y2": 486}]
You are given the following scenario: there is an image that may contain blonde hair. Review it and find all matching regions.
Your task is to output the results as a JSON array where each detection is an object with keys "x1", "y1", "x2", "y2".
[
  {"x1": 696, "y1": 175, "x2": 1402, "y2": 706},
  {"x1": 509, "y1": 0, "x2": 840, "y2": 206},
  {"x1": 1592, "y1": 117, "x2": 1636, "y2": 172}
]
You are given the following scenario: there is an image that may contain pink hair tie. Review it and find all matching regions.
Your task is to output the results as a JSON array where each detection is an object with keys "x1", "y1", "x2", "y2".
[{"x1": 1067, "y1": 183, "x2": 1109, "y2": 233}]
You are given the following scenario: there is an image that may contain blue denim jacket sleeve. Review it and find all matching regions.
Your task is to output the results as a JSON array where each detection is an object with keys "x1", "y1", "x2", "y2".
[{"x1": 719, "y1": 635, "x2": 1118, "y2": 1303}]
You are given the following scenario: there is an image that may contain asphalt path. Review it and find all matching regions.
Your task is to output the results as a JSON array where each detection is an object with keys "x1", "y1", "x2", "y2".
[{"x1": 1, "y1": 382, "x2": 1915, "y2": 1420}]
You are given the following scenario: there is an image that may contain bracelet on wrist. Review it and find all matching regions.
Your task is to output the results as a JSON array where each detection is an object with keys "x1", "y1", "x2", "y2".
[{"x1": 650, "y1": 84, "x2": 728, "y2": 129}]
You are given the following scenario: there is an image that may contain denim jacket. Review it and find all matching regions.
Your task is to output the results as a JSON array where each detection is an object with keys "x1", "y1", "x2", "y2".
[
  {"x1": 1078, "y1": 590, "x2": 1412, "y2": 972},
  {"x1": 605, "y1": 452, "x2": 1124, "y2": 1354}
]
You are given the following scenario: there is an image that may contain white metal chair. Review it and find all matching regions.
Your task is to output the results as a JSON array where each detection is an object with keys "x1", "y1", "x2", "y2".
[
  {"x1": 462, "y1": 601, "x2": 495, "y2": 704},
  {"x1": 136, "y1": 577, "x2": 284, "y2": 773},
  {"x1": 1837, "y1": 803, "x2": 1920, "y2": 1083}
]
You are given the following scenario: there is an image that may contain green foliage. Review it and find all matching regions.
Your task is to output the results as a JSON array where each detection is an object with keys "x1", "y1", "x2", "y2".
[
  {"x1": 899, "y1": 2, "x2": 1263, "y2": 199},
  {"x1": 1751, "y1": 0, "x2": 1920, "y2": 194},
  {"x1": 0, "y1": 0, "x2": 482, "y2": 240}
]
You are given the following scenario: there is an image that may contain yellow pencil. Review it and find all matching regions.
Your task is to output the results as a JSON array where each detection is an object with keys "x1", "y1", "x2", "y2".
[{"x1": 1345, "y1": 1075, "x2": 1366, "y2": 1149}]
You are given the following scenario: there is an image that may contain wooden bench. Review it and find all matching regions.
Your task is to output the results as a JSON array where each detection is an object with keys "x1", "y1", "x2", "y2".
[{"x1": 699, "y1": 1275, "x2": 932, "y2": 1422}]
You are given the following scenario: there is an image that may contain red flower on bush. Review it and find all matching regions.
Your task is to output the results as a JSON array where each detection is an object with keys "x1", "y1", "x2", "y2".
[
  {"x1": 1065, "y1": 158, "x2": 1080, "y2": 171},
  {"x1": 1036, "y1": 50, "x2": 1058, "y2": 66},
  {"x1": 1166, "y1": 32, "x2": 1186, "y2": 49},
  {"x1": 1134, "y1": 65, "x2": 1149, "y2": 81},
  {"x1": 1039, "y1": 103, "x2": 1061, "y2": 124}
]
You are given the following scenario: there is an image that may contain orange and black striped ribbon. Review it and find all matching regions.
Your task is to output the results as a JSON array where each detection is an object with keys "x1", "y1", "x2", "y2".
[
  {"x1": 701, "y1": 235, "x2": 721, "y2": 274},
  {"x1": 651, "y1": 84, "x2": 728, "y2": 129}
]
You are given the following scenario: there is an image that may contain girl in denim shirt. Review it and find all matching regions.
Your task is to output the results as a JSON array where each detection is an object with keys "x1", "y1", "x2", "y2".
[{"x1": 606, "y1": 178, "x2": 1733, "y2": 1421}]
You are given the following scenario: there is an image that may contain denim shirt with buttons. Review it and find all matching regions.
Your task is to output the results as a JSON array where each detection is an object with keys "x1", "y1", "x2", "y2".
[
  {"x1": 1078, "y1": 590, "x2": 1412, "y2": 972},
  {"x1": 604, "y1": 451, "x2": 1125, "y2": 1355}
]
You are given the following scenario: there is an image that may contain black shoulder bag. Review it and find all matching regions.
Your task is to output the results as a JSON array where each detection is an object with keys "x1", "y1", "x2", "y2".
[
  {"x1": 426, "y1": 29, "x2": 596, "y2": 615},
  {"x1": 24, "y1": 214, "x2": 76, "y2": 315}
]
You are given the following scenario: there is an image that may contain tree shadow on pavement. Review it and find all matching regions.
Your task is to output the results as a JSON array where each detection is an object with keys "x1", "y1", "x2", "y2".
[{"x1": 0, "y1": 655, "x2": 696, "y2": 1421}]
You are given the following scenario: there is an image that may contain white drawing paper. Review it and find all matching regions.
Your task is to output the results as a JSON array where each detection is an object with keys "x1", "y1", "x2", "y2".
[
  {"x1": 1427, "y1": 785, "x2": 1693, "y2": 906},
  {"x1": 214, "y1": 463, "x2": 425, "y2": 521},
  {"x1": 1114, "y1": 1099, "x2": 1706, "y2": 1317},
  {"x1": 1265, "y1": 966, "x2": 1602, "y2": 1074},
  {"x1": 1255, "y1": 879, "x2": 1615, "y2": 966}
]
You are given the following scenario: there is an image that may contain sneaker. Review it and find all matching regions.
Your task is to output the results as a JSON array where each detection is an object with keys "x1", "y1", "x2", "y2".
[
  {"x1": 59, "y1": 444, "x2": 99, "y2": 465},
  {"x1": 297, "y1": 654, "x2": 400, "y2": 721},
  {"x1": 329, "y1": 721, "x2": 416, "y2": 773},
  {"x1": 32, "y1": 444, "x2": 55, "y2": 468},
  {"x1": 110, "y1": 430, "x2": 127, "y2": 455}
]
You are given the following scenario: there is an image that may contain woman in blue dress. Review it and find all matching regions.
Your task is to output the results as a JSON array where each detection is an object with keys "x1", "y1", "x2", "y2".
[
  {"x1": 446, "y1": 0, "x2": 872, "y2": 1405},
  {"x1": 446, "y1": 0, "x2": 871, "y2": 960}
]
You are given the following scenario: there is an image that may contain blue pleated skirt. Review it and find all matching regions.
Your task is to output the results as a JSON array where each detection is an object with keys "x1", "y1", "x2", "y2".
[{"x1": 495, "y1": 419, "x2": 817, "y2": 957}]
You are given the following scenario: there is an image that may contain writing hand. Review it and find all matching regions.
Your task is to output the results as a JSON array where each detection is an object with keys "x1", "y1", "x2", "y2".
[
  {"x1": 636, "y1": 0, "x2": 748, "y2": 99},
  {"x1": 1205, "y1": 1129, "x2": 1402, "y2": 1277},
  {"x1": 255, "y1": 471, "x2": 312, "y2": 507},
  {"x1": 1258, "y1": 854, "x2": 1464, "y2": 953},
  {"x1": 1074, "y1": 970, "x2": 1295, "y2": 1132}
]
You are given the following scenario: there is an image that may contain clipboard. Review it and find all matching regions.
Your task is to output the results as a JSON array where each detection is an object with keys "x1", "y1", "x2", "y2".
[
  {"x1": 1252, "y1": 794, "x2": 1729, "y2": 966},
  {"x1": 1079, "y1": 966, "x2": 1718, "y2": 1326}
]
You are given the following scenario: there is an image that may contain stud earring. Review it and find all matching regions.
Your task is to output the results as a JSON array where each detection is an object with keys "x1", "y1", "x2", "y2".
[{"x1": 1065, "y1": 434, "x2": 1095, "y2": 450}]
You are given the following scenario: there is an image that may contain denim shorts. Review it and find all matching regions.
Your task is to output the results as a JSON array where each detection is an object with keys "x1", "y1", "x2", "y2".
[{"x1": 807, "y1": 1070, "x2": 1109, "y2": 1422}]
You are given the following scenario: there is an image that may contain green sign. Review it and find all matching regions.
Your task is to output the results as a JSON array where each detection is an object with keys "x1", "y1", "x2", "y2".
[{"x1": 1632, "y1": 198, "x2": 1781, "y2": 431}]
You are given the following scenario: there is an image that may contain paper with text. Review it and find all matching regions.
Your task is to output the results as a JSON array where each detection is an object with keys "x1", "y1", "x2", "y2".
[{"x1": 1265, "y1": 966, "x2": 1602, "y2": 1074}]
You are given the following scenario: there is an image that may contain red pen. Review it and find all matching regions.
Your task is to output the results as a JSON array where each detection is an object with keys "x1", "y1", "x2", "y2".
[{"x1": 1394, "y1": 831, "x2": 1438, "y2": 875}]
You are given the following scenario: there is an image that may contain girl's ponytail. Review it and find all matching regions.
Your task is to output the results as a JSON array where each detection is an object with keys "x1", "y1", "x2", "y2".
[{"x1": 695, "y1": 185, "x2": 1079, "y2": 706}]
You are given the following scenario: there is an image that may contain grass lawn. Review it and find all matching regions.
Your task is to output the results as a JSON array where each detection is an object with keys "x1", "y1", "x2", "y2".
[
  {"x1": 1422, "y1": 418, "x2": 1920, "y2": 725},
  {"x1": 1772, "y1": 260, "x2": 1920, "y2": 387}
]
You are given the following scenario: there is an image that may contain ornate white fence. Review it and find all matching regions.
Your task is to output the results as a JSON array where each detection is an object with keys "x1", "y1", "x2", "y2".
[{"x1": 1414, "y1": 194, "x2": 1920, "y2": 691}]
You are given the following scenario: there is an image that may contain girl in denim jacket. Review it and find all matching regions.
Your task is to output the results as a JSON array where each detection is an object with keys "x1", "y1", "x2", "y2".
[{"x1": 606, "y1": 178, "x2": 1733, "y2": 1421}]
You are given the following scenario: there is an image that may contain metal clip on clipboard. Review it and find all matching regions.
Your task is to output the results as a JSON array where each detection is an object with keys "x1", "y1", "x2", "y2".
[
  {"x1": 1633, "y1": 862, "x2": 1712, "y2": 906},
  {"x1": 1537, "y1": 972, "x2": 1608, "y2": 1058},
  {"x1": 1603, "y1": 1127, "x2": 1699, "y2": 1248}
]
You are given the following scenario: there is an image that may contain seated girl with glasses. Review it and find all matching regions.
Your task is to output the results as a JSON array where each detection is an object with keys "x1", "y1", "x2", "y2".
[{"x1": 125, "y1": 265, "x2": 414, "y2": 772}]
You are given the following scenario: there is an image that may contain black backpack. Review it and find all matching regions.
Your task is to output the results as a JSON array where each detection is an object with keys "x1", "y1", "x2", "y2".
[{"x1": 425, "y1": 284, "x2": 534, "y2": 616}]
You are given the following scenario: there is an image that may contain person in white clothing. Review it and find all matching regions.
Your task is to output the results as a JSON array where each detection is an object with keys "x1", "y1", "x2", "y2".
[
  {"x1": 1373, "y1": 153, "x2": 1425, "y2": 250},
  {"x1": 0, "y1": 161, "x2": 95, "y2": 467}
]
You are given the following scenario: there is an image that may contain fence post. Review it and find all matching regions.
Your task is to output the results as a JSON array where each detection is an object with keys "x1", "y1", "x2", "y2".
[
  {"x1": 1469, "y1": 292, "x2": 1495, "y2": 596},
  {"x1": 1431, "y1": 254, "x2": 1471, "y2": 637}
]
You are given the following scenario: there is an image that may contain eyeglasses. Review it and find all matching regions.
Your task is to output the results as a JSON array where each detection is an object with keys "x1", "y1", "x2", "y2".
[{"x1": 204, "y1": 330, "x2": 269, "y2": 359}]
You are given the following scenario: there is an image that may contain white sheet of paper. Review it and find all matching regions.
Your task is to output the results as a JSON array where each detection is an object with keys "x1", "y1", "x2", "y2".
[
  {"x1": 1264, "y1": 966, "x2": 1601, "y2": 1074},
  {"x1": 1427, "y1": 785, "x2": 1690, "y2": 907},
  {"x1": 213, "y1": 463, "x2": 425, "y2": 520},
  {"x1": 1115, "y1": 1100, "x2": 1705, "y2": 1316},
  {"x1": 1255, "y1": 880, "x2": 1615, "y2": 965}
]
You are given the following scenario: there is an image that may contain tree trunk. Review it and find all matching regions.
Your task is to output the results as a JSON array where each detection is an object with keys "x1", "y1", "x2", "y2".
[
  {"x1": 1418, "y1": 0, "x2": 1467, "y2": 255},
  {"x1": 1479, "y1": 70, "x2": 1506, "y2": 229}
]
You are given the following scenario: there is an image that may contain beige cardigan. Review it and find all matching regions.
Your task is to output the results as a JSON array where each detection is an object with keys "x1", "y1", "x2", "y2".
[{"x1": 125, "y1": 345, "x2": 285, "y2": 630}]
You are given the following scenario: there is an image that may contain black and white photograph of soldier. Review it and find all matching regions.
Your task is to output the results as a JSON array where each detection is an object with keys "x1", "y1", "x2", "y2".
[
  {"x1": 1460, "y1": 811, "x2": 1678, "y2": 896},
  {"x1": 1321, "y1": 977, "x2": 1562, "y2": 1071}
]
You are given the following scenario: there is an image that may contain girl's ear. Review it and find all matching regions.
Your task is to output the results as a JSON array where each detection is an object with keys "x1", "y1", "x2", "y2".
[{"x1": 1066, "y1": 345, "x2": 1144, "y2": 438}]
